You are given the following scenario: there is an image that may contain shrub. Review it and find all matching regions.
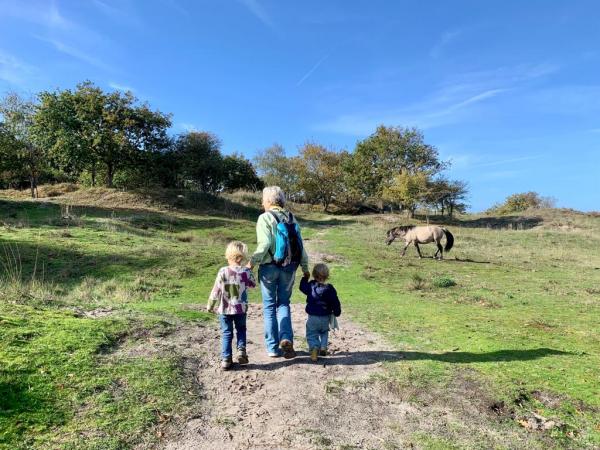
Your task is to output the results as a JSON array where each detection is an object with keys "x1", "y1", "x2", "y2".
[
  {"x1": 432, "y1": 276, "x2": 456, "y2": 288},
  {"x1": 408, "y1": 273, "x2": 426, "y2": 290},
  {"x1": 486, "y1": 191, "x2": 556, "y2": 215}
]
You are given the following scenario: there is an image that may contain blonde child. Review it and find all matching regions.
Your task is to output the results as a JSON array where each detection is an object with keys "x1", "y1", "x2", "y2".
[
  {"x1": 299, "y1": 263, "x2": 342, "y2": 362},
  {"x1": 207, "y1": 241, "x2": 256, "y2": 370}
]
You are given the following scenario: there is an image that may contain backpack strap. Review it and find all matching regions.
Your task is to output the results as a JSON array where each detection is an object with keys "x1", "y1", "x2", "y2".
[
  {"x1": 267, "y1": 210, "x2": 281, "y2": 262},
  {"x1": 287, "y1": 212, "x2": 294, "y2": 224},
  {"x1": 267, "y1": 210, "x2": 281, "y2": 224}
]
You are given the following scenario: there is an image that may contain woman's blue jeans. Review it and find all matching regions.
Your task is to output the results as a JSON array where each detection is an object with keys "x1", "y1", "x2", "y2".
[
  {"x1": 219, "y1": 313, "x2": 247, "y2": 359},
  {"x1": 259, "y1": 264, "x2": 296, "y2": 354},
  {"x1": 306, "y1": 314, "x2": 330, "y2": 350}
]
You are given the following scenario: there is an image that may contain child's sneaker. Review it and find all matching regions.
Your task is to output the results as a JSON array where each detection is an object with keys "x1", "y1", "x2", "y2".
[
  {"x1": 221, "y1": 357, "x2": 233, "y2": 370},
  {"x1": 280, "y1": 339, "x2": 296, "y2": 359},
  {"x1": 319, "y1": 348, "x2": 327, "y2": 356},
  {"x1": 237, "y1": 347, "x2": 249, "y2": 365},
  {"x1": 310, "y1": 348, "x2": 319, "y2": 362}
]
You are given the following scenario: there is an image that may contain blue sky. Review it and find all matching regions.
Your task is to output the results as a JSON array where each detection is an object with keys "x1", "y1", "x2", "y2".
[{"x1": 1, "y1": 0, "x2": 599, "y2": 211}]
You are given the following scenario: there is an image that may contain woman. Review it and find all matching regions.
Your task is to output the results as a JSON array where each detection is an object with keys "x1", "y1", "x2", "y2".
[{"x1": 248, "y1": 186, "x2": 310, "y2": 358}]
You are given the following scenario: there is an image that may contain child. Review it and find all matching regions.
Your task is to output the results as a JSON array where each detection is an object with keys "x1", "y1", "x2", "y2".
[
  {"x1": 207, "y1": 241, "x2": 256, "y2": 370},
  {"x1": 299, "y1": 263, "x2": 342, "y2": 362}
]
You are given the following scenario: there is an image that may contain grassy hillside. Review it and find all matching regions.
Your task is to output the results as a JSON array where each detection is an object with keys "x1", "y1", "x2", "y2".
[
  {"x1": 316, "y1": 209, "x2": 600, "y2": 448},
  {"x1": 0, "y1": 188, "x2": 259, "y2": 449},
  {"x1": 1, "y1": 187, "x2": 599, "y2": 449}
]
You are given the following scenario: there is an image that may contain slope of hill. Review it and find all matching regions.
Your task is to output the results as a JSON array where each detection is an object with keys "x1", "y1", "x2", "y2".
[{"x1": 1, "y1": 187, "x2": 599, "y2": 449}]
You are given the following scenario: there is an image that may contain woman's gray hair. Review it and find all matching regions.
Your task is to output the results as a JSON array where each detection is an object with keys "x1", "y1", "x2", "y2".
[{"x1": 262, "y1": 186, "x2": 286, "y2": 207}]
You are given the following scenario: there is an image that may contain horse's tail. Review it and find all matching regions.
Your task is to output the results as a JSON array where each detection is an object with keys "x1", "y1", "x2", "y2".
[{"x1": 443, "y1": 228, "x2": 454, "y2": 252}]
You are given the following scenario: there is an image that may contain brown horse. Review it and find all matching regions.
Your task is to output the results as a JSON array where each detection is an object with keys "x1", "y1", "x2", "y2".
[{"x1": 386, "y1": 225, "x2": 454, "y2": 259}]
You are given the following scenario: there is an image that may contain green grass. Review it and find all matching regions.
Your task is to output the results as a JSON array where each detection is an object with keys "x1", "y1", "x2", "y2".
[
  {"x1": 314, "y1": 212, "x2": 600, "y2": 447},
  {"x1": 0, "y1": 193, "x2": 259, "y2": 449},
  {"x1": 1, "y1": 191, "x2": 599, "y2": 448}
]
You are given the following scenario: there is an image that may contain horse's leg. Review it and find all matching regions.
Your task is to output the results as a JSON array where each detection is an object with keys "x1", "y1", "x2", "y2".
[
  {"x1": 401, "y1": 241, "x2": 410, "y2": 257},
  {"x1": 435, "y1": 241, "x2": 443, "y2": 260},
  {"x1": 415, "y1": 242, "x2": 423, "y2": 258}
]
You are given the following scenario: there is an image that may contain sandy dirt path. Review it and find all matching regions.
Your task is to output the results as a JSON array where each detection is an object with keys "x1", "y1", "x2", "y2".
[{"x1": 157, "y1": 303, "x2": 415, "y2": 450}]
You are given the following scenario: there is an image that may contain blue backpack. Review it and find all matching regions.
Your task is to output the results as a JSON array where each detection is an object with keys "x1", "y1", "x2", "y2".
[{"x1": 268, "y1": 210, "x2": 304, "y2": 271}]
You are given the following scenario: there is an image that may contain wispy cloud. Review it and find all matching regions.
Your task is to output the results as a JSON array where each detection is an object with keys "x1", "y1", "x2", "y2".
[
  {"x1": 297, "y1": 54, "x2": 329, "y2": 86},
  {"x1": 109, "y1": 81, "x2": 135, "y2": 92},
  {"x1": 0, "y1": 0, "x2": 72, "y2": 29},
  {"x1": 316, "y1": 62, "x2": 560, "y2": 136},
  {"x1": 430, "y1": 29, "x2": 462, "y2": 58},
  {"x1": 0, "y1": 49, "x2": 37, "y2": 88},
  {"x1": 4, "y1": 1, "x2": 114, "y2": 74},
  {"x1": 36, "y1": 36, "x2": 114, "y2": 72},
  {"x1": 458, "y1": 154, "x2": 544, "y2": 171},
  {"x1": 316, "y1": 87, "x2": 508, "y2": 135},
  {"x1": 483, "y1": 169, "x2": 521, "y2": 180},
  {"x1": 238, "y1": 0, "x2": 274, "y2": 29},
  {"x1": 91, "y1": 0, "x2": 143, "y2": 27}
]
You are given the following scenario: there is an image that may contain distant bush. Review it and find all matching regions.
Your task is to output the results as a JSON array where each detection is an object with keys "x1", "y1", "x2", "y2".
[
  {"x1": 432, "y1": 276, "x2": 456, "y2": 288},
  {"x1": 487, "y1": 191, "x2": 556, "y2": 215}
]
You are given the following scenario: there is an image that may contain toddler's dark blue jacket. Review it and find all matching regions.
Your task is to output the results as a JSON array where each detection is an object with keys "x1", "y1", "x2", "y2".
[{"x1": 299, "y1": 277, "x2": 342, "y2": 317}]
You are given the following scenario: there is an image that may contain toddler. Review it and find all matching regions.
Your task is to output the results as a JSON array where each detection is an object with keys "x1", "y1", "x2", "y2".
[
  {"x1": 207, "y1": 241, "x2": 256, "y2": 370},
  {"x1": 299, "y1": 263, "x2": 341, "y2": 362}
]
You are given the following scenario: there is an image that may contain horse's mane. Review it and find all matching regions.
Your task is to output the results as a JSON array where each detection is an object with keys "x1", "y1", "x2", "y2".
[{"x1": 396, "y1": 225, "x2": 415, "y2": 232}]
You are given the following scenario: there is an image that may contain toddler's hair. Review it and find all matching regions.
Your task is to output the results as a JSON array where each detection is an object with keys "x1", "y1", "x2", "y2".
[
  {"x1": 312, "y1": 263, "x2": 330, "y2": 282},
  {"x1": 225, "y1": 241, "x2": 248, "y2": 263}
]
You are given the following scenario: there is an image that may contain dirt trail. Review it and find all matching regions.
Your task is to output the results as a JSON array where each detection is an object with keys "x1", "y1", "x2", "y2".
[{"x1": 155, "y1": 303, "x2": 415, "y2": 450}]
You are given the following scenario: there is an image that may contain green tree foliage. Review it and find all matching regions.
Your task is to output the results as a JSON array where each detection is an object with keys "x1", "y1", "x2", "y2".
[
  {"x1": 0, "y1": 122, "x2": 24, "y2": 188},
  {"x1": 294, "y1": 143, "x2": 347, "y2": 211},
  {"x1": 253, "y1": 144, "x2": 299, "y2": 197},
  {"x1": 488, "y1": 191, "x2": 555, "y2": 215},
  {"x1": 347, "y1": 125, "x2": 446, "y2": 205},
  {"x1": 221, "y1": 153, "x2": 264, "y2": 192},
  {"x1": 426, "y1": 178, "x2": 469, "y2": 217},
  {"x1": 33, "y1": 81, "x2": 171, "y2": 188},
  {"x1": 0, "y1": 93, "x2": 45, "y2": 197},
  {"x1": 173, "y1": 132, "x2": 224, "y2": 192},
  {"x1": 383, "y1": 171, "x2": 430, "y2": 217}
]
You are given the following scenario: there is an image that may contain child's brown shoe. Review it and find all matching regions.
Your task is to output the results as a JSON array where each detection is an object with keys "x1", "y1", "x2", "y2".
[
  {"x1": 310, "y1": 348, "x2": 319, "y2": 362},
  {"x1": 319, "y1": 348, "x2": 327, "y2": 356},
  {"x1": 221, "y1": 357, "x2": 233, "y2": 370},
  {"x1": 237, "y1": 347, "x2": 249, "y2": 365}
]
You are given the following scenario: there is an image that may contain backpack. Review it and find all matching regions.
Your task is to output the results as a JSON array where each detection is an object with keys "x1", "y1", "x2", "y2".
[{"x1": 267, "y1": 210, "x2": 304, "y2": 271}]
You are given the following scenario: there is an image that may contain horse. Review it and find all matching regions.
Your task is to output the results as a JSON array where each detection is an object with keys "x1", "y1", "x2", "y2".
[{"x1": 385, "y1": 225, "x2": 454, "y2": 260}]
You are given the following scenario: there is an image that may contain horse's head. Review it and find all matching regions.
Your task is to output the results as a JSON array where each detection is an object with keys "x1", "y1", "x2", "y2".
[
  {"x1": 386, "y1": 227, "x2": 400, "y2": 245},
  {"x1": 386, "y1": 226, "x2": 412, "y2": 245}
]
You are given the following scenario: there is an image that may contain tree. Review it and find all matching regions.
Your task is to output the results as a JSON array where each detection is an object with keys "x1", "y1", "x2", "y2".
[
  {"x1": 33, "y1": 82, "x2": 171, "y2": 188},
  {"x1": 0, "y1": 122, "x2": 23, "y2": 188},
  {"x1": 347, "y1": 125, "x2": 447, "y2": 207},
  {"x1": 174, "y1": 131, "x2": 224, "y2": 192},
  {"x1": 382, "y1": 171, "x2": 430, "y2": 217},
  {"x1": 0, "y1": 93, "x2": 44, "y2": 197},
  {"x1": 426, "y1": 177, "x2": 469, "y2": 217},
  {"x1": 253, "y1": 144, "x2": 299, "y2": 197},
  {"x1": 98, "y1": 88, "x2": 171, "y2": 187},
  {"x1": 221, "y1": 153, "x2": 264, "y2": 192},
  {"x1": 443, "y1": 180, "x2": 469, "y2": 217},
  {"x1": 294, "y1": 143, "x2": 347, "y2": 211}
]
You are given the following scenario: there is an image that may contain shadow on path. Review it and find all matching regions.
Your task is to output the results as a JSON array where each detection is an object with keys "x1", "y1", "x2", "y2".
[{"x1": 243, "y1": 348, "x2": 573, "y2": 371}]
